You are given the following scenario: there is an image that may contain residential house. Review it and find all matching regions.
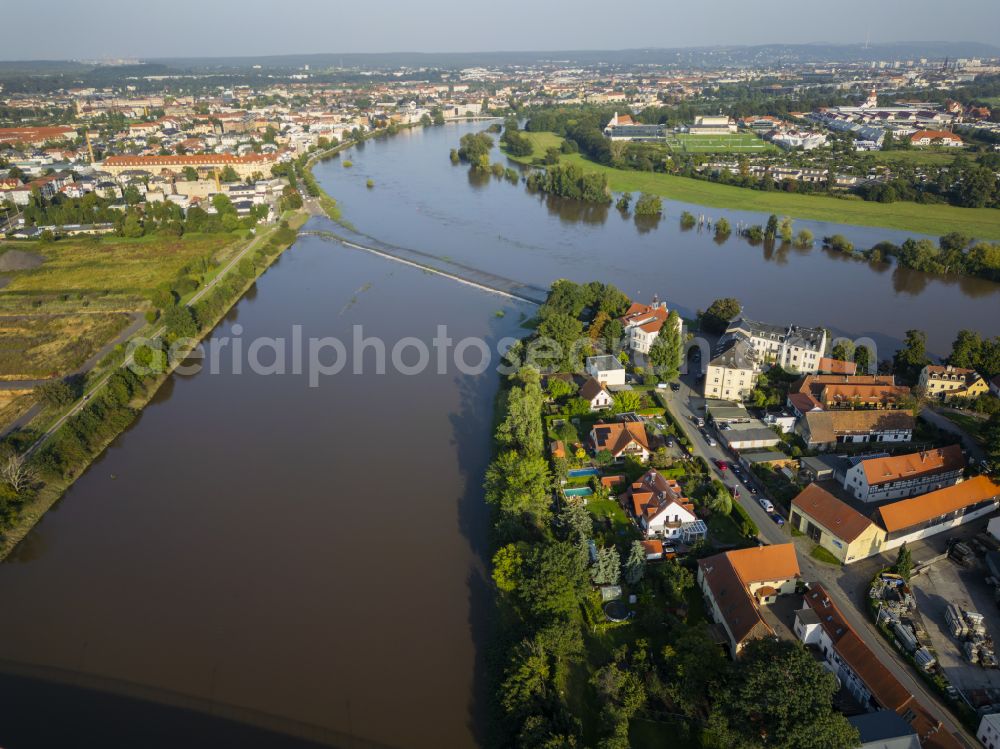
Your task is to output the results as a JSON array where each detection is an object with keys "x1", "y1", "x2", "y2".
[
  {"x1": 590, "y1": 421, "x2": 652, "y2": 462},
  {"x1": 797, "y1": 585, "x2": 956, "y2": 748},
  {"x1": 918, "y1": 364, "x2": 989, "y2": 401},
  {"x1": 618, "y1": 300, "x2": 680, "y2": 355},
  {"x1": 624, "y1": 469, "x2": 707, "y2": 543},
  {"x1": 873, "y1": 476, "x2": 1000, "y2": 553},
  {"x1": 790, "y1": 484, "x2": 882, "y2": 563},
  {"x1": 585, "y1": 355, "x2": 626, "y2": 386},
  {"x1": 579, "y1": 377, "x2": 614, "y2": 411},
  {"x1": 798, "y1": 410, "x2": 915, "y2": 451},
  {"x1": 843, "y1": 446, "x2": 965, "y2": 502},
  {"x1": 697, "y1": 544, "x2": 801, "y2": 657}
]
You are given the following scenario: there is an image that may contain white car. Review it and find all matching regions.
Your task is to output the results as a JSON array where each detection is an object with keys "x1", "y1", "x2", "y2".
[{"x1": 758, "y1": 497, "x2": 775, "y2": 513}]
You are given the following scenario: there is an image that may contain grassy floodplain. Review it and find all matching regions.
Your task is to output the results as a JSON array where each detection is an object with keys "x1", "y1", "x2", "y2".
[
  {"x1": 0, "y1": 233, "x2": 244, "y2": 382},
  {"x1": 504, "y1": 131, "x2": 1000, "y2": 240}
]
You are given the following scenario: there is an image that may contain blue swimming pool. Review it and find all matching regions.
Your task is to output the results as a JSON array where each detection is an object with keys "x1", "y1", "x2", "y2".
[
  {"x1": 564, "y1": 487, "x2": 594, "y2": 498},
  {"x1": 567, "y1": 468, "x2": 599, "y2": 478}
]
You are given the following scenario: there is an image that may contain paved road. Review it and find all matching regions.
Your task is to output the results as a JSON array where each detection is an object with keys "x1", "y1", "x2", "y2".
[
  {"x1": 19, "y1": 222, "x2": 284, "y2": 455},
  {"x1": 921, "y1": 406, "x2": 987, "y2": 464},
  {"x1": 661, "y1": 372, "x2": 976, "y2": 749}
]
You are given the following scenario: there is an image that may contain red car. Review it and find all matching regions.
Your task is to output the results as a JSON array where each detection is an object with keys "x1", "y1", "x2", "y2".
[{"x1": 714, "y1": 459, "x2": 729, "y2": 470}]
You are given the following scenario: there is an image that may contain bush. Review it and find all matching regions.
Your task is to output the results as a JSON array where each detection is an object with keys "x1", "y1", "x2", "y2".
[
  {"x1": 730, "y1": 501, "x2": 759, "y2": 537},
  {"x1": 634, "y1": 193, "x2": 662, "y2": 217}
]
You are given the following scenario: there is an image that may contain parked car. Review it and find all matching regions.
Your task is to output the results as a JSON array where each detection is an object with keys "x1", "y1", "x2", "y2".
[
  {"x1": 703, "y1": 433, "x2": 717, "y2": 447},
  {"x1": 714, "y1": 459, "x2": 729, "y2": 470},
  {"x1": 746, "y1": 483, "x2": 758, "y2": 495},
  {"x1": 670, "y1": 382, "x2": 681, "y2": 392},
  {"x1": 770, "y1": 513, "x2": 785, "y2": 526},
  {"x1": 758, "y1": 497, "x2": 775, "y2": 513}
]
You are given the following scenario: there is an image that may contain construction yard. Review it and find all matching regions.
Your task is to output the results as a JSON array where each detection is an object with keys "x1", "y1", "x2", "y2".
[
  {"x1": 909, "y1": 546, "x2": 1000, "y2": 698},
  {"x1": 862, "y1": 515, "x2": 1000, "y2": 716}
]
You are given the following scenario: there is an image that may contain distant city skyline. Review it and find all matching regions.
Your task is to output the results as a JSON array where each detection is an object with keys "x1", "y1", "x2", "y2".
[{"x1": 3, "y1": 0, "x2": 1000, "y2": 61}]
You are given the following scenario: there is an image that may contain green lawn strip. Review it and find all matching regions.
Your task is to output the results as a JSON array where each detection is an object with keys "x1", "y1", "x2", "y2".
[
  {"x1": 874, "y1": 149, "x2": 963, "y2": 168},
  {"x1": 503, "y1": 131, "x2": 1000, "y2": 240},
  {"x1": 810, "y1": 544, "x2": 841, "y2": 565}
]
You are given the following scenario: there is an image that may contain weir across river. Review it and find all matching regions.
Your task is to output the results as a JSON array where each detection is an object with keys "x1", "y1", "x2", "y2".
[{"x1": 298, "y1": 227, "x2": 548, "y2": 306}]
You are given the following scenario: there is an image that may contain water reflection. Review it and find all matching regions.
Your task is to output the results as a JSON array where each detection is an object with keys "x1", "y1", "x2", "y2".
[{"x1": 633, "y1": 214, "x2": 661, "y2": 234}]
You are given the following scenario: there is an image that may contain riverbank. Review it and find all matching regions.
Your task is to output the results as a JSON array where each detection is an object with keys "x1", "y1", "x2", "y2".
[
  {"x1": 0, "y1": 210, "x2": 308, "y2": 561},
  {"x1": 503, "y1": 131, "x2": 1000, "y2": 241}
]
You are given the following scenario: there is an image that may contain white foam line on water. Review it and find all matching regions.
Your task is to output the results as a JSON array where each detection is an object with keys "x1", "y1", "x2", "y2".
[{"x1": 317, "y1": 233, "x2": 542, "y2": 306}]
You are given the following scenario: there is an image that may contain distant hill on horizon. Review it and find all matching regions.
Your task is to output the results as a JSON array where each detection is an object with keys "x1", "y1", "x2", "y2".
[
  {"x1": 143, "y1": 41, "x2": 1000, "y2": 70},
  {"x1": 1, "y1": 41, "x2": 998, "y2": 77}
]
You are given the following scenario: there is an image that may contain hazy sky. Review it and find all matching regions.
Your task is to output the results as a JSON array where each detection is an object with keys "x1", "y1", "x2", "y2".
[{"x1": 4, "y1": 0, "x2": 1000, "y2": 60}]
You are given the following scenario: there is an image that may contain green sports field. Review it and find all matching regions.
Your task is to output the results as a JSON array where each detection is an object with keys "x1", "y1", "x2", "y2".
[{"x1": 665, "y1": 132, "x2": 776, "y2": 153}]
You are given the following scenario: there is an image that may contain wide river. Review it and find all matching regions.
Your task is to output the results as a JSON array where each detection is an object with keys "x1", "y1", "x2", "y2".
[{"x1": 0, "y1": 120, "x2": 998, "y2": 748}]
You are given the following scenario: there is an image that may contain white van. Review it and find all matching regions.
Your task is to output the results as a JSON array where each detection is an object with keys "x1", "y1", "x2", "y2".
[{"x1": 758, "y1": 497, "x2": 775, "y2": 513}]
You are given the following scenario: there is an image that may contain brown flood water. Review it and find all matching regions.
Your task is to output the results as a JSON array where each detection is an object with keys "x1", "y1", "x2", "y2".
[{"x1": 0, "y1": 238, "x2": 531, "y2": 748}]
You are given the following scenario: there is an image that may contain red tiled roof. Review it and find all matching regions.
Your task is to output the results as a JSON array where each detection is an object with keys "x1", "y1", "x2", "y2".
[
  {"x1": 791, "y1": 484, "x2": 873, "y2": 543},
  {"x1": 803, "y1": 584, "x2": 952, "y2": 745},
  {"x1": 910, "y1": 130, "x2": 962, "y2": 143},
  {"x1": 0, "y1": 126, "x2": 76, "y2": 144},
  {"x1": 875, "y1": 476, "x2": 1000, "y2": 534},
  {"x1": 818, "y1": 357, "x2": 857, "y2": 375},
  {"x1": 859, "y1": 445, "x2": 964, "y2": 487},
  {"x1": 103, "y1": 152, "x2": 280, "y2": 167},
  {"x1": 591, "y1": 421, "x2": 651, "y2": 458}
]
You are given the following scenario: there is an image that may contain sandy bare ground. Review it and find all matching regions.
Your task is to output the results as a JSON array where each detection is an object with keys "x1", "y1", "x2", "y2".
[{"x1": 0, "y1": 249, "x2": 44, "y2": 272}]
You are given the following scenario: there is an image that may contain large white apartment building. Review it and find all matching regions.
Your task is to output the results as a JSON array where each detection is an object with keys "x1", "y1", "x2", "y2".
[{"x1": 725, "y1": 318, "x2": 827, "y2": 375}]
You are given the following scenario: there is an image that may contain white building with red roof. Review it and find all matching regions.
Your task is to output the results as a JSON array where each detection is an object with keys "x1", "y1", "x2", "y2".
[{"x1": 619, "y1": 299, "x2": 681, "y2": 355}]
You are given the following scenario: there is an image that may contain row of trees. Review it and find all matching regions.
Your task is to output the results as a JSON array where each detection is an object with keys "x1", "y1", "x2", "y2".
[
  {"x1": 822, "y1": 230, "x2": 1000, "y2": 284},
  {"x1": 525, "y1": 163, "x2": 610, "y2": 204}
]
